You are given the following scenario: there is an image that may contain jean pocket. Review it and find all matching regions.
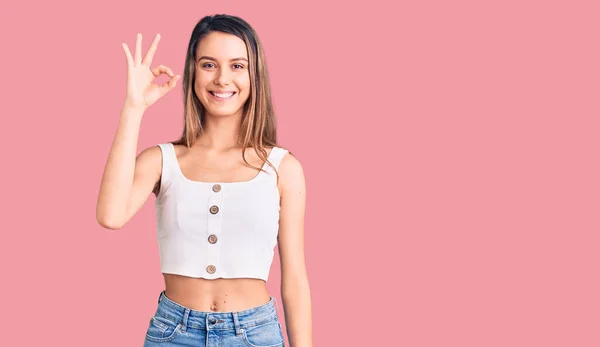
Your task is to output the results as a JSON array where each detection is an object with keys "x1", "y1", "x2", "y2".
[
  {"x1": 242, "y1": 320, "x2": 284, "y2": 347},
  {"x1": 145, "y1": 315, "x2": 182, "y2": 342}
]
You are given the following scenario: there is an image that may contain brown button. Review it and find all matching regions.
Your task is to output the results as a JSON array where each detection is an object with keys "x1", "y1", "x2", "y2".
[
  {"x1": 208, "y1": 234, "x2": 218, "y2": 244},
  {"x1": 209, "y1": 205, "x2": 219, "y2": 214},
  {"x1": 206, "y1": 265, "x2": 216, "y2": 274},
  {"x1": 212, "y1": 184, "x2": 221, "y2": 192}
]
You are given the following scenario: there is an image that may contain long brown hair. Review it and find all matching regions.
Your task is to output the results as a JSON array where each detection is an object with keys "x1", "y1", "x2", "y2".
[{"x1": 172, "y1": 14, "x2": 282, "y2": 176}]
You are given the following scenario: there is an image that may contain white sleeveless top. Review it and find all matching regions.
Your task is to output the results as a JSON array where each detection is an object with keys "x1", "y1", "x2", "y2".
[{"x1": 154, "y1": 143, "x2": 289, "y2": 281}]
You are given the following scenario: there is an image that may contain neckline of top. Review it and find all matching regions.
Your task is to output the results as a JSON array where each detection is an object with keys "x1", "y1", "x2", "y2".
[{"x1": 168, "y1": 143, "x2": 278, "y2": 185}]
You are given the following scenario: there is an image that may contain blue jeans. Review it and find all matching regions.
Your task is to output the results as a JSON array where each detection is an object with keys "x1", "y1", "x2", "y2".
[{"x1": 143, "y1": 290, "x2": 285, "y2": 346}]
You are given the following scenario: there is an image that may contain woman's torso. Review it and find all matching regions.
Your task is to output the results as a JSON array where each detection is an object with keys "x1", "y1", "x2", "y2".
[
  {"x1": 157, "y1": 143, "x2": 280, "y2": 312},
  {"x1": 163, "y1": 275, "x2": 271, "y2": 311}
]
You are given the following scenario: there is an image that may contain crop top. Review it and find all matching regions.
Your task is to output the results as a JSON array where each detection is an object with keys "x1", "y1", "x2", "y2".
[{"x1": 153, "y1": 142, "x2": 288, "y2": 281}]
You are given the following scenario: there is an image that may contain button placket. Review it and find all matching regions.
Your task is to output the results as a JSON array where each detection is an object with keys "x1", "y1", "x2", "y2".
[{"x1": 206, "y1": 184, "x2": 223, "y2": 276}]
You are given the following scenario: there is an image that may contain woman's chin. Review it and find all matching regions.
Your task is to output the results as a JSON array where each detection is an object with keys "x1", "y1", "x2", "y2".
[{"x1": 205, "y1": 106, "x2": 244, "y2": 118}]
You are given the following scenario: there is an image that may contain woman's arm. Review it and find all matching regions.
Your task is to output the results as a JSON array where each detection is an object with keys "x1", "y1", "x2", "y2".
[
  {"x1": 95, "y1": 106, "x2": 162, "y2": 229},
  {"x1": 96, "y1": 33, "x2": 178, "y2": 230},
  {"x1": 277, "y1": 152, "x2": 313, "y2": 347}
]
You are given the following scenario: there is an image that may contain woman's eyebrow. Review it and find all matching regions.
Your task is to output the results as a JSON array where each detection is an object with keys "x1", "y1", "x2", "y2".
[{"x1": 197, "y1": 56, "x2": 248, "y2": 62}]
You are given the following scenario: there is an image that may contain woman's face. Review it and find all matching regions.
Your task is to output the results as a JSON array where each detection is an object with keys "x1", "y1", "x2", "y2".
[{"x1": 194, "y1": 31, "x2": 251, "y2": 118}]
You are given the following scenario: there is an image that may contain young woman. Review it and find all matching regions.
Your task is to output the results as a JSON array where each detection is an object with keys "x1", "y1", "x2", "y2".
[{"x1": 96, "y1": 14, "x2": 313, "y2": 347}]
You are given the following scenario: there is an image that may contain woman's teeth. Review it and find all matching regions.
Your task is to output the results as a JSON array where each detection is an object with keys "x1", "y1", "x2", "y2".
[{"x1": 211, "y1": 92, "x2": 235, "y2": 99}]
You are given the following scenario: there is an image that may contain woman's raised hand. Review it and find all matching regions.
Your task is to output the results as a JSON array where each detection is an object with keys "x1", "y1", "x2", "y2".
[{"x1": 121, "y1": 33, "x2": 180, "y2": 110}]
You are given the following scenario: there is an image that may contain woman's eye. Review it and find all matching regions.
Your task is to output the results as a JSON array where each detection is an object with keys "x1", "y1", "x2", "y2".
[{"x1": 200, "y1": 62, "x2": 244, "y2": 69}]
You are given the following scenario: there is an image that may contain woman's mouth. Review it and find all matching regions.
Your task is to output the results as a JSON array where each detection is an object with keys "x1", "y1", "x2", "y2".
[{"x1": 209, "y1": 91, "x2": 236, "y2": 100}]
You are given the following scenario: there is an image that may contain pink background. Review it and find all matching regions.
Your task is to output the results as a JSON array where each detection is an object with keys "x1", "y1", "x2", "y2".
[{"x1": 2, "y1": 0, "x2": 599, "y2": 346}]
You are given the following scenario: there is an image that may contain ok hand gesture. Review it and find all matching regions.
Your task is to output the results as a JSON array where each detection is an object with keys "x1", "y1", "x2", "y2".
[{"x1": 121, "y1": 33, "x2": 180, "y2": 110}]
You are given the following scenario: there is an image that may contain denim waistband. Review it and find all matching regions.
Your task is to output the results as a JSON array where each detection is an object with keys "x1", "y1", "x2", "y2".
[{"x1": 153, "y1": 290, "x2": 279, "y2": 334}]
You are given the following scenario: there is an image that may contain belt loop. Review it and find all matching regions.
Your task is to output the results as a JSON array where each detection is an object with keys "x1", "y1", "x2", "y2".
[
  {"x1": 232, "y1": 312, "x2": 243, "y2": 335},
  {"x1": 181, "y1": 308, "x2": 190, "y2": 333}
]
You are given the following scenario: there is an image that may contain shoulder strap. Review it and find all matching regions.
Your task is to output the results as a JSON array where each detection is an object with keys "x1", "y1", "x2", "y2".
[
  {"x1": 156, "y1": 143, "x2": 178, "y2": 182},
  {"x1": 265, "y1": 147, "x2": 289, "y2": 173}
]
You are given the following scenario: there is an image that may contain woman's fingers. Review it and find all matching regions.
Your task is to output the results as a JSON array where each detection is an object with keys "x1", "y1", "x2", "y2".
[
  {"x1": 123, "y1": 33, "x2": 161, "y2": 67},
  {"x1": 142, "y1": 34, "x2": 161, "y2": 66},
  {"x1": 122, "y1": 42, "x2": 133, "y2": 66},
  {"x1": 151, "y1": 65, "x2": 175, "y2": 78},
  {"x1": 121, "y1": 33, "x2": 179, "y2": 104},
  {"x1": 135, "y1": 33, "x2": 142, "y2": 65},
  {"x1": 160, "y1": 75, "x2": 181, "y2": 94}
]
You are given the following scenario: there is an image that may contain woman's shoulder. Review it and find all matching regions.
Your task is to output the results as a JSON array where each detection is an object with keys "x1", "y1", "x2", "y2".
[
  {"x1": 132, "y1": 144, "x2": 165, "y2": 188},
  {"x1": 275, "y1": 146, "x2": 302, "y2": 178},
  {"x1": 138, "y1": 143, "x2": 165, "y2": 161},
  {"x1": 136, "y1": 141, "x2": 183, "y2": 167}
]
